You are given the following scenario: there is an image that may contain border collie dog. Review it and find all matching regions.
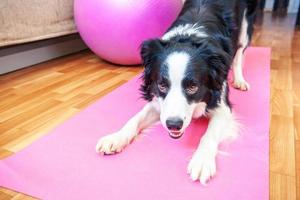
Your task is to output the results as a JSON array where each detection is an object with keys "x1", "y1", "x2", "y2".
[{"x1": 96, "y1": 0, "x2": 257, "y2": 184}]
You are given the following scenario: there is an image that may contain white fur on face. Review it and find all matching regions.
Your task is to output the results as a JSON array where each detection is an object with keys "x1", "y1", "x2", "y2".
[
  {"x1": 158, "y1": 52, "x2": 196, "y2": 133},
  {"x1": 162, "y1": 24, "x2": 207, "y2": 41}
]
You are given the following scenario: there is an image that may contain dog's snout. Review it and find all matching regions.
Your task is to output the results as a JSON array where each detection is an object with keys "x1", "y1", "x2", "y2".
[{"x1": 166, "y1": 118, "x2": 183, "y2": 131}]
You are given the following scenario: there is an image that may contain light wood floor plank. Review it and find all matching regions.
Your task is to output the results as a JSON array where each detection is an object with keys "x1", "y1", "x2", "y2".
[
  {"x1": 270, "y1": 172, "x2": 296, "y2": 200},
  {"x1": 271, "y1": 90, "x2": 294, "y2": 118},
  {"x1": 270, "y1": 115, "x2": 295, "y2": 176}
]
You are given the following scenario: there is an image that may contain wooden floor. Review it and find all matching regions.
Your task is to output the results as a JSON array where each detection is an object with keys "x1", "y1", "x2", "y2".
[{"x1": 0, "y1": 12, "x2": 299, "y2": 199}]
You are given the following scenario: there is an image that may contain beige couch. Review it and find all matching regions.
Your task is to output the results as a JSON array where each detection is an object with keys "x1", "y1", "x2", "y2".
[
  {"x1": 0, "y1": 0, "x2": 87, "y2": 74},
  {"x1": 0, "y1": 0, "x2": 77, "y2": 47}
]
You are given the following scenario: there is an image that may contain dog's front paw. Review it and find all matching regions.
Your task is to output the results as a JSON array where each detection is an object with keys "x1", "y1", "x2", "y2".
[
  {"x1": 187, "y1": 149, "x2": 217, "y2": 185},
  {"x1": 232, "y1": 78, "x2": 250, "y2": 91},
  {"x1": 96, "y1": 133, "x2": 129, "y2": 155}
]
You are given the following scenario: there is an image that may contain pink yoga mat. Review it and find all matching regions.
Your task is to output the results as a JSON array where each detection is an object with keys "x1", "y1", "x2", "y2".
[{"x1": 0, "y1": 47, "x2": 270, "y2": 200}]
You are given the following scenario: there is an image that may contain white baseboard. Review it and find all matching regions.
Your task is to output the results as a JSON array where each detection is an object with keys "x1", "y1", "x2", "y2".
[{"x1": 0, "y1": 34, "x2": 87, "y2": 74}]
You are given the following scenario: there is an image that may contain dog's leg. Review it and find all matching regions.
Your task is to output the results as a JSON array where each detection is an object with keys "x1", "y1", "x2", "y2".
[
  {"x1": 232, "y1": 47, "x2": 249, "y2": 90},
  {"x1": 232, "y1": 10, "x2": 250, "y2": 91},
  {"x1": 96, "y1": 101, "x2": 160, "y2": 155},
  {"x1": 187, "y1": 101, "x2": 238, "y2": 185}
]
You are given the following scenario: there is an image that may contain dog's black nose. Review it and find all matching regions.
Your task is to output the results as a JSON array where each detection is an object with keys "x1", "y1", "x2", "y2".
[{"x1": 166, "y1": 118, "x2": 183, "y2": 131}]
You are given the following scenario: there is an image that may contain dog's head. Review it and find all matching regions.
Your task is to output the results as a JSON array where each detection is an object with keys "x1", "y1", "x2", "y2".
[{"x1": 140, "y1": 36, "x2": 232, "y2": 139}]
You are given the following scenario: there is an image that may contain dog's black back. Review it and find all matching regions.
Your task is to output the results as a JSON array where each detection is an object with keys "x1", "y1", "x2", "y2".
[{"x1": 169, "y1": 0, "x2": 257, "y2": 53}]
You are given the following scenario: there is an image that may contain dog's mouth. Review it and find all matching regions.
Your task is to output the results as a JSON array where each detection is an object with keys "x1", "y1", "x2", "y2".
[{"x1": 169, "y1": 131, "x2": 183, "y2": 139}]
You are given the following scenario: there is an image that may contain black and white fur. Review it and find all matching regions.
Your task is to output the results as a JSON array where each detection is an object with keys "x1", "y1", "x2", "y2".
[{"x1": 96, "y1": 0, "x2": 257, "y2": 185}]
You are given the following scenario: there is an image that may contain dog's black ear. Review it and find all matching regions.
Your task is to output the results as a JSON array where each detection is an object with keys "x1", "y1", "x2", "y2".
[
  {"x1": 139, "y1": 39, "x2": 166, "y2": 101},
  {"x1": 140, "y1": 39, "x2": 167, "y2": 66},
  {"x1": 207, "y1": 52, "x2": 230, "y2": 90},
  {"x1": 202, "y1": 43, "x2": 231, "y2": 91},
  {"x1": 200, "y1": 46, "x2": 231, "y2": 109}
]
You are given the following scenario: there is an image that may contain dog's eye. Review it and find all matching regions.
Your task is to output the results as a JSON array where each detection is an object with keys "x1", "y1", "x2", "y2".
[
  {"x1": 158, "y1": 83, "x2": 168, "y2": 93},
  {"x1": 185, "y1": 85, "x2": 198, "y2": 95}
]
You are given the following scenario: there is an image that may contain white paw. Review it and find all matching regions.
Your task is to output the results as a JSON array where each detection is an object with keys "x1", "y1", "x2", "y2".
[
  {"x1": 96, "y1": 133, "x2": 129, "y2": 155},
  {"x1": 187, "y1": 148, "x2": 217, "y2": 185},
  {"x1": 232, "y1": 79, "x2": 250, "y2": 91}
]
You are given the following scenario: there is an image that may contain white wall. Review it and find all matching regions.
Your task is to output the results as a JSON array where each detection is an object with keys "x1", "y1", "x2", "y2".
[
  {"x1": 265, "y1": 0, "x2": 274, "y2": 11},
  {"x1": 264, "y1": 0, "x2": 299, "y2": 13},
  {"x1": 288, "y1": 0, "x2": 299, "y2": 13}
]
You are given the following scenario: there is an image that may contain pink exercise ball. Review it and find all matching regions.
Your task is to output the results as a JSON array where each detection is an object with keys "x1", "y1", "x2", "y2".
[{"x1": 74, "y1": 0, "x2": 183, "y2": 65}]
